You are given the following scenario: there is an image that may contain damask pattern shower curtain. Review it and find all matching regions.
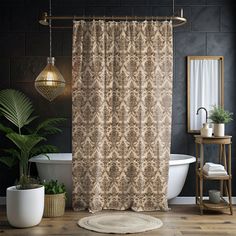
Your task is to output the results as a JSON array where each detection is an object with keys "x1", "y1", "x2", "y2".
[{"x1": 72, "y1": 20, "x2": 173, "y2": 212}]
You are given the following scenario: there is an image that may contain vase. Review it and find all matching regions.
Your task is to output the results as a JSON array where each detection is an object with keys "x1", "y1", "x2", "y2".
[
  {"x1": 7, "y1": 186, "x2": 44, "y2": 228},
  {"x1": 214, "y1": 123, "x2": 225, "y2": 137},
  {"x1": 209, "y1": 189, "x2": 221, "y2": 204}
]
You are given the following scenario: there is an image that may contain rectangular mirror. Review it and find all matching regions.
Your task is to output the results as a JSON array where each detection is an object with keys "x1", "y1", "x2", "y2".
[{"x1": 187, "y1": 56, "x2": 224, "y2": 133}]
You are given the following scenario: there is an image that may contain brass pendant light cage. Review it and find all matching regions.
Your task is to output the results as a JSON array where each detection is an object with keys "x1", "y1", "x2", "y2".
[
  {"x1": 35, "y1": 57, "x2": 66, "y2": 102},
  {"x1": 35, "y1": 0, "x2": 65, "y2": 101}
]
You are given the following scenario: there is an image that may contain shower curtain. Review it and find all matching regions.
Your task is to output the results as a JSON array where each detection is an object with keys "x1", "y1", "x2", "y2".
[{"x1": 72, "y1": 20, "x2": 173, "y2": 212}]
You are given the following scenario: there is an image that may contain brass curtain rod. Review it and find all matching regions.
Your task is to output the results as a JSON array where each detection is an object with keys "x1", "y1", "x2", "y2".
[{"x1": 39, "y1": 12, "x2": 187, "y2": 28}]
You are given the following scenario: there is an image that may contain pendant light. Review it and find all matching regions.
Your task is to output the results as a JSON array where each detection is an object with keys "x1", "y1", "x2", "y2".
[{"x1": 35, "y1": 0, "x2": 65, "y2": 102}]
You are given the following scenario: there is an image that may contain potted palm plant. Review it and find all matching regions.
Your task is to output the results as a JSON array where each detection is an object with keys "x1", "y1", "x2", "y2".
[
  {"x1": 42, "y1": 180, "x2": 66, "y2": 217},
  {"x1": 0, "y1": 89, "x2": 65, "y2": 228},
  {"x1": 209, "y1": 106, "x2": 233, "y2": 137}
]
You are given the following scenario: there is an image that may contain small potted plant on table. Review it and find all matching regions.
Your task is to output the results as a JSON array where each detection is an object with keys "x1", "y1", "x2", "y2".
[
  {"x1": 0, "y1": 89, "x2": 65, "y2": 228},
  {"x1": 43, "y1": 180, "x2": 66, "y2": 217},
  {"x1": 209, "y1": 106, "x2": 233, "y2": 137}
]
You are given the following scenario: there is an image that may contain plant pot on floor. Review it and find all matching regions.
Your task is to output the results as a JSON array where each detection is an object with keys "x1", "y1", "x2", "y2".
[
  {"x1": 7, "y1": 185, "x2": 44, "y2": 228},
  {"x1": 214, "y1": 123, "x2": 225, "y2": 137},
  {"x1": 44, "y1": 193, "x2": 66, "y2": 217}
]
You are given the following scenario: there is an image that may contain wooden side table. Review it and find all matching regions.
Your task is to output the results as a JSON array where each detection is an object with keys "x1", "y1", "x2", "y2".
[{"x1": 194, "y1": 135, "x2": 233, "y2": 215}]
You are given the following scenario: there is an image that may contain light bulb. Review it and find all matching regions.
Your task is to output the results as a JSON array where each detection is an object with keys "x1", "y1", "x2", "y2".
[{"x1": 46, "y1": 71, "x2": 54, "y2": 86}]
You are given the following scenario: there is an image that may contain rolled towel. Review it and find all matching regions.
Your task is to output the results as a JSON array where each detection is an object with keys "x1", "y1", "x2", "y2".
[
  {"x1": 203, "y1": 162, "x2": 225, "y2": 172},
  {"x1": 203, "y1": 169, "x2": 228, "y2": 176}
]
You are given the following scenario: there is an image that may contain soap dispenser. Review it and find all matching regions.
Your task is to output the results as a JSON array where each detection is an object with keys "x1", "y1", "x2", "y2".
[
  {"x1": 196, "y1": 107, "x2": 212, "y2": 137},
  {"x1": 200, "y1": 123, "x2": 212, "y2": 137}
]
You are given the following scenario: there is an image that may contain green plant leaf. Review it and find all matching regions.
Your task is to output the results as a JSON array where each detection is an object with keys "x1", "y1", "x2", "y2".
[
  {"x1": 6, "y1": 133, "x2": 46, "y2": 154},
  {"x1": 0, "y1": 89, "x2": 35, "y2": 130},
  {"x1": 0, "y1": 89, "x2": 66, "y2": 185},
  {"x1": 35, "y1": 118, "x2": 66, "y2": 136},
  {"x1": 0, "y1": 156, "x2": 18, "y2": 168},
  {"x1": 0, "y1": 123, "x2": 14, "y2": 134},
  {"x1": 24, "y1": 115, "x2": 38, "y2": 126},
  {"x1": 3, "y1": 148, "x2": 21, "y2": 160},
  {"x1": 0, "y1": 148, "x2": 20, "y2": 167},
  {"x1": 209, "y1": 106, "x2": 233, "y2": 124},
  {"x1": 30, "y1": 145, "x2": 59, "y2": 157},
  {"x1": 42, "y1": 180, "x2": 66, "y2": 195}
]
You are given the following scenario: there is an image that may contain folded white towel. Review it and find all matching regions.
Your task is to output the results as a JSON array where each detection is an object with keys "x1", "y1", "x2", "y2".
[
  {"x1": 203, "y1": 162, "x2": 225, "y2": 171},
  {"x1": 203, "y1": 169, "x2": 228, "y2": 176}
]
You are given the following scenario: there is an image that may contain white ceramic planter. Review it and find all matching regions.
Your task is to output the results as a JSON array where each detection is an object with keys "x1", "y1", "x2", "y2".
[
  {"x1": 7, "y1": 186, "x2": 44, "y2": 228},
  {"x1": 214, "y1": 123, "x2": 225, "y2": 137}
]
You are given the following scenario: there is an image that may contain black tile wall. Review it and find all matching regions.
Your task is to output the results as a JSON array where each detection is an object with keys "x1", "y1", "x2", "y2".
[
  {"x1": 10, "y1": 57, "x2": 46, "y2": 83},
  {"x1": 0, "y1": 0, "x2": 23, "y2": 6},
  {"x1": 0, "y1": 58, "x2": 10, "y2": 88},
  {"x1": 171, "y1": 124, "x2": 189, "y2": 153},
  {"x1": 85, "y1": 6, "x2": 105, "y2": 16},
  {"x1": 133, "y1": 6, "x2": 152, "y2": 16},
  {"x1": 148, "y1": 0, "x2": 173, "y2": 5},
  {"x1": 191, "y1": 7, "x2": 220, "y2": 32},
  {"x1": 174, "y1": 32, "x2": 206, "y2": 56},
  {"x1": 0, "y1": 33, "x2": 25, "y2": 56},
  {"x1": 221, "y1": 6, "x2": 236, "y2": 32},
  {"x1": 0, "y1": 7, "x2": 10, "y2": 31},
  {"x1": 62, "y1": 33, "x2": 72, "y2": 56},
  {"x1": 207, "y1": 33, "x2": 236, "y2": 82},
  {"x1": 152, "y1": 6, "x2": 172, "y2": 16},
  {"x1": 121, "y1": 0, "x2": 148, "y2": 6},
  {"x1": 176, "y1": 0, "x2": 206, "y2": 5},
  {"x1": 105, "y1": 6, "x2": 133, "y2": 16},
  {"x1": 206, "y1": 0, "x2": 236, "y2": 5},
  {"x1": 26, "y1": 32, "x2": 64, "y2": 56},
  {"x1": 0, "y1": 0, "x2": 235, "y2": 198},
  {"x1": 53, "y1": 6, "x2": 84, "y2": 15},
  {"x1": 172, "y1": 82, "x2": 186, "y2": 124}
]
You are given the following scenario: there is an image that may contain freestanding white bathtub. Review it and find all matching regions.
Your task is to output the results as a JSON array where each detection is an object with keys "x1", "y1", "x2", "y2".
[
  {"x1": 167, "y1": 154, "x2": 196, "y2": 199},
  {"x1": 29, "y1": 153, "x2": 196, "y2": 206}
]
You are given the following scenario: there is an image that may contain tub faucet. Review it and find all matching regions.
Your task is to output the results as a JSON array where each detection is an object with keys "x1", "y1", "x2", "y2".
[{"x1": 196, "y1": 107, "x2": 208, "y2": 124}]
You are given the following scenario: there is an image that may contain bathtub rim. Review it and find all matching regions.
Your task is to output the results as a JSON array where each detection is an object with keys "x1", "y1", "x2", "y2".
[
  {"x1": 30, "y1": 153, "x2": 196, "y2": 166},
  {"x1": 29, "y1": 153, "x2": 72, "y2": 165},
  {"x1": 169, "y1": 154, "x2": 196, "y2": 166}
]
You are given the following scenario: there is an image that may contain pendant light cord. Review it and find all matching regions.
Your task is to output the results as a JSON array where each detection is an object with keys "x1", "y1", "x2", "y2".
[
  {"x1": 172, "y1": 0, "x2": 175, "y2": 16},
  {"x1": 49, "y1": 0, "x2": 52, "y2": 58}
]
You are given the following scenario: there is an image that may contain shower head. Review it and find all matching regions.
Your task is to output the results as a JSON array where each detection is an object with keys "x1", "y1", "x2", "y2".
[{"x1": 39, "y1": 12, "x2": 49, "y2": 26}]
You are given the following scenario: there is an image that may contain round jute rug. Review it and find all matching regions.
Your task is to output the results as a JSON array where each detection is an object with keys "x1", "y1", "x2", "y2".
[{"x1": 78, "y1": 212, "x2": 163, "y2": 234}]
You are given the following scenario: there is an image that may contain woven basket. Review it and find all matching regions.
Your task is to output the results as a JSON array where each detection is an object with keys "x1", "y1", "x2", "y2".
[{"x1": 44, "y1": 193, "x2": 66, "y2": 217}]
